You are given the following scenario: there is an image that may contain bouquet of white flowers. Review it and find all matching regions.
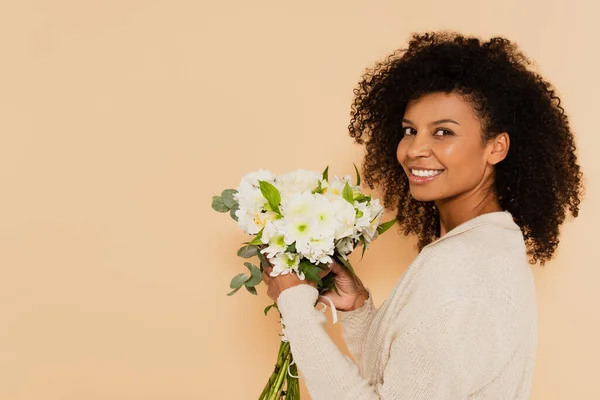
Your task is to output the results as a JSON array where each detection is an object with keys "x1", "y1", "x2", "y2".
[{"x1": 212, "y1": 166, "x2": 395, "y2": 399}]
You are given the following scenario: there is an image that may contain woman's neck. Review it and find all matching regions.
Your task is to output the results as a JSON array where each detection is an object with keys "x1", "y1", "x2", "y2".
[{"x1": 436, "y1": 190, "x2": 503, "y2": 236}]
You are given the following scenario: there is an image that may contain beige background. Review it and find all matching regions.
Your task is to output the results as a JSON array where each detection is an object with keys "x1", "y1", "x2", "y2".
[{"x1": 1, "y1": 1, "x2": 598, "y2": 399}]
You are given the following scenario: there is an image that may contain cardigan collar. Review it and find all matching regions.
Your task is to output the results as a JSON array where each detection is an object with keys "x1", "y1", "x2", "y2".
[{"x1": 423, "y1": 210, "x2": 520, "y2": 250}]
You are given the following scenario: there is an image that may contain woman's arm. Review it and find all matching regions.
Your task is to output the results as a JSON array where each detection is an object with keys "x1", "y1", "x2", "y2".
[
  {"x1": 277, "y1": 285, "x2": 502, "y2": 400},
  {"x1": 337, "y1": 291, "x2": 376, "y2": 365}
]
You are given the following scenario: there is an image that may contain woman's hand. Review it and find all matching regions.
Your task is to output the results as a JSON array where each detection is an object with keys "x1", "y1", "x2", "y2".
[
  {"x1": 262, "y1": 258, "x2": 369, "y2": 311},
  {"x1": 261, "y1": 263, "x2": 329, "y2": 303},
  {"x1": 320, "y1": 259, "x2": 369, "y2": 312}
]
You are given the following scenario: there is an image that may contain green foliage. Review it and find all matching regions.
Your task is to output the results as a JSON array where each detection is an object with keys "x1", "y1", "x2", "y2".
[
  {"x1": 342, "y1": 182, "x2": 354, "y2": 204},
  {"x1": 298, "y1": 260, "x2": 325, "y2": 286},
  {"x1": 353, "y1": 163, "x2": 361, "y2": 186},
  {"x1": 258, "y1": 180, "x2": 282, "y2": 215},
  {"x1": 377, "y1": 218, "x2": 397, "y2": 235},
  {"x1": 237, "y1": 245, "x2": 259, "y2": 258},
  {"x1": 211, "y1": 196, "x2": 229, "y2": 212},
  {"x1": 322, "y1": 166, "x2": 329, "y2": 181}
]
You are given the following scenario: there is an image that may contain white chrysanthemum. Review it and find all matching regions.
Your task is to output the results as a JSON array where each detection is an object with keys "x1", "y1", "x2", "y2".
[
  {"x1": 237, "y1": 169, "x2": 276, "y2": 195},
  {"x1": 260, "y1": 220, "x2": 288, "y2": 258},
  {"x1": 270, "y1": 253, "x2": 304, "y2": 280},
  {"x1": 335, "y1": 237, "x2": 355, "y2": 259},
  {"x1": 235, "y1": 197, "x2": 278, "y2": 234},
  {"x1": 329, "y1": 196, "x2": 356, "y2": 239},
  {"x1": 354, "y1": 200, "x2": 373, "y2": 232},
  {"x1": 297, "y1": 235, "x2": 335, "y2": 265},
  {"x1": 234, "y1": 169, "x2": 278, "y2": 234},
  {"x1": 277, "y1": 170, "x2": 322, "y2": 206},
  {"x1": 311, "y1": 194, "x2": 337, "y2": 236},
  {"x1": 362, "y1": 199, "x2": 384, "y2": 243},
  {"x1": 322, "y1": 175, "x2": 352, "y2": 199}
]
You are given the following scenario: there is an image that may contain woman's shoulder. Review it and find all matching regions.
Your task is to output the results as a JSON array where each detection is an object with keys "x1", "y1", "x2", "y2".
[{"x1": 414, "y1": 221, "x2": 532, "y2": 305}]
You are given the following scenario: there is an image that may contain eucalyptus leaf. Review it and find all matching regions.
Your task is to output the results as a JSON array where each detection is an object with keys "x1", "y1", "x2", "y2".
[
  {"x1": 227, "y1": 286, "x2": 242, "y2": 296},
  {"x1": 221, "y1": 189, "x2": 238, "y2": 209},
  {"x1": 229, "y1": 203, "x2": 239, "y2": 221},
  {"x1": 244, "y1": 262, "x2": 262, "y2": 287},
  {"x1": 211, "y1": 196, "x2": 229, "y2": 212},
  {"x1": 342, "y1": 182, "x2": 354, "y2": 204},
  {"x1": 237, "y1": 245, "x2": 259, "y2": 259},
  {"x1": 353, "y1": 163, "x2": 361, "y2": 186},
  {"x1": 258, "y1": 180, "x2": 281, "y2": 214},
  {"x1": 245, "y1": 285, "x2": 258, "y2": 295},
  {"x1": 377, "y1": 218, "x2": 397, "y2": 235},
  {"x1": 230, "y1": 273, "x2": 250, "y2": 289}
]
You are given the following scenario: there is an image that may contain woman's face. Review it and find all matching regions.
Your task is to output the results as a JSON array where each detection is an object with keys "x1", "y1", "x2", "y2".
[{"x1": 396, "y1": 92, "x2": 496, "y2": 203}]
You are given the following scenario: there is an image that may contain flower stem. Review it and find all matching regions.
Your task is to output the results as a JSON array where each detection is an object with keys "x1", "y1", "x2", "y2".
[
  {"x1": 268, "y1": 349, "x2": 291, "y2": 400},
  {"x1": 258, "y1": 341, "x2": 291, "y2": 400}
]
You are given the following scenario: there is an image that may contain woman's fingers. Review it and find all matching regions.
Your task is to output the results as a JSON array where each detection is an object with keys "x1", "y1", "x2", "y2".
[{"x1": 262, "y1": 262, "x2": 273, "y2": 284}]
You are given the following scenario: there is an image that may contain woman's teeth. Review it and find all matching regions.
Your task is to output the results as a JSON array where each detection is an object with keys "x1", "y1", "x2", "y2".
[{"x1": 411, "y1": 169, "x2": 444, "y2": 177}]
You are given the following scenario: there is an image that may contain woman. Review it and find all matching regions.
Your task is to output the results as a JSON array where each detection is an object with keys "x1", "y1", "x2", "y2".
[{"x1": 262, "y1": 32, "x2": 583, "y2": 399}]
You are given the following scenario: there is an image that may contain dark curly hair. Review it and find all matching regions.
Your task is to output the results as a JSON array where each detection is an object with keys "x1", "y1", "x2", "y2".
[{"x1": 349, "y1": 32, "x2": 583, "y2": 265}]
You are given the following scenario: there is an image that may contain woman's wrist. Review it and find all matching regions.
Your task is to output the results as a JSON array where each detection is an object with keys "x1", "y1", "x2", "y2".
[{"x1": 340, "y1": 290, "x2": 370, "y2": 312}]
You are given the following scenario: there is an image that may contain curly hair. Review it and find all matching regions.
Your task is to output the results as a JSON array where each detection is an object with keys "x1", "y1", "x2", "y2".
[{"x1": 349, "y1": 32, "x2": 583, "y2": 265}]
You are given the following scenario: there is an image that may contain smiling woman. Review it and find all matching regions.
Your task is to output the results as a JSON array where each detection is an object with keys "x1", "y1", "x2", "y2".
[{"x1": 261, "y1": 31, "x2": 584, "y2": 400}]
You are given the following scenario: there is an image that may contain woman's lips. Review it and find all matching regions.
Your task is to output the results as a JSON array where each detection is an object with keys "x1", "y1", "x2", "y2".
[{"x1": 408, "y1": 170, "x2": 444, "y2": 184}]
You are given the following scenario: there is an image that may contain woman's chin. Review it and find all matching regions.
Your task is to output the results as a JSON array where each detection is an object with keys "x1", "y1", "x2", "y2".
[{"x1": 409, "y1": 189, "x2": 440, "y2": 203}]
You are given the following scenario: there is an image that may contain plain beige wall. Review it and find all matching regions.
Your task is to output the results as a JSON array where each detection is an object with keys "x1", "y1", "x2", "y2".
[{"x1": 1, "y1": 1, "x2": 598, "y2": 399}]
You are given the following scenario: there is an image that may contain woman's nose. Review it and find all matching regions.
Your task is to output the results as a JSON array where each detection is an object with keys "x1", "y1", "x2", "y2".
[{"x1": 406, "y1": 133, "x2": 432, "y2": 159}]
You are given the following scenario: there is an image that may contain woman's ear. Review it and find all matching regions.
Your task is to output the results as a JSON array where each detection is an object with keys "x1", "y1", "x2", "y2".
[{"x1": 488, "y1": 132, "x2": 510, "y2": 165}]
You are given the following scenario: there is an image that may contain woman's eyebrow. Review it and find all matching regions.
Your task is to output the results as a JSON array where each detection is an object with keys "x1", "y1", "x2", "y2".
[{"x1": 402, "y1": 118, "x2": 461, "y2": 126}]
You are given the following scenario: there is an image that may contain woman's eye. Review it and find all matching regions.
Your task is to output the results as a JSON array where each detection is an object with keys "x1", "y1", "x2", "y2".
[
  {"x1": 434, "y1": 128, "x2": 453, "y2": 137},
  {"x1": 402, "y1": 127, "x2": 415, "y2": 136}
]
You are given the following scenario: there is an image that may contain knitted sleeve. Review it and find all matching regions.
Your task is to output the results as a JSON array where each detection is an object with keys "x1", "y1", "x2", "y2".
[
  {"x1": 337, "y1": 291, "x2": 376, "y2": 365},
  {"x1": 277, "y1": 285, "x2": 499, "y2": 400}
]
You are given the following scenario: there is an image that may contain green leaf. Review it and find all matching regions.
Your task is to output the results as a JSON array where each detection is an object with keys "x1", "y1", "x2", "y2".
[
  {"x1": 227, "y1": 286, "x2": 242, "y2": 296},
  {"x1": 312, "y1": 180, "x2": 324, "y2": 194},
  {"x1": 359, "y1": 235, "x2": 368, "y2": 261},
  {"x1": 264, "y1": 303, "x2": 278, "y2": 316},
  {"x1": 229, "y1": 202, "x2": 239, "y2": 221},
  {"x1": 230, "y1": 273, "x2": 249, "y2": 289},
  {"x1": 298, "y1": 260, "x2": 325, "y2": 286},
  {"x1": 211, "y1": 196, "x2": 229, "y2": 212},
  {"x1": 245, "y1": 285, "x2": 257, "y2": 295},
  {"x1": 354, "y1": 194, "x2": 371, "y2": 203},
  {"x1": 237, "y1": 245, "x2": 259, "y2": 258},
  {"x1": 285, "y1": 243, "x2": 297, "y2": 253},
  {"x1": 257, "y1": 251, "x2": 270, "y2": 269},
  {"x1": 342, "y1": 182, "x2": 354, "y2": 204},
  {"x1": 335, "y1": 253, "x2": 357, "y2": 280},
  {"x1": 248, "y1": 228, "x2": 264, "y2": 246},
  {"x1": 377, "y1": 218, "x2": 397, "y2": 235},
  {"x1": 320, "y1": 274, "x2": 340, "y2": 296},
  {"x1": 258, "y1": 180, "x2": 281, "y2": 214},
  {"x1": 353, "y1": 163, "x2": 361, "y2": 186},
  {"x1": 322, "y1": 166, "x2": 329, "y2": 182},
  {"x1": 221, "y1": 189, "x2": 238, "y2": 209},
  {"x1": 244, "y1": 262, "x2": 262, "y2": 287}
]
